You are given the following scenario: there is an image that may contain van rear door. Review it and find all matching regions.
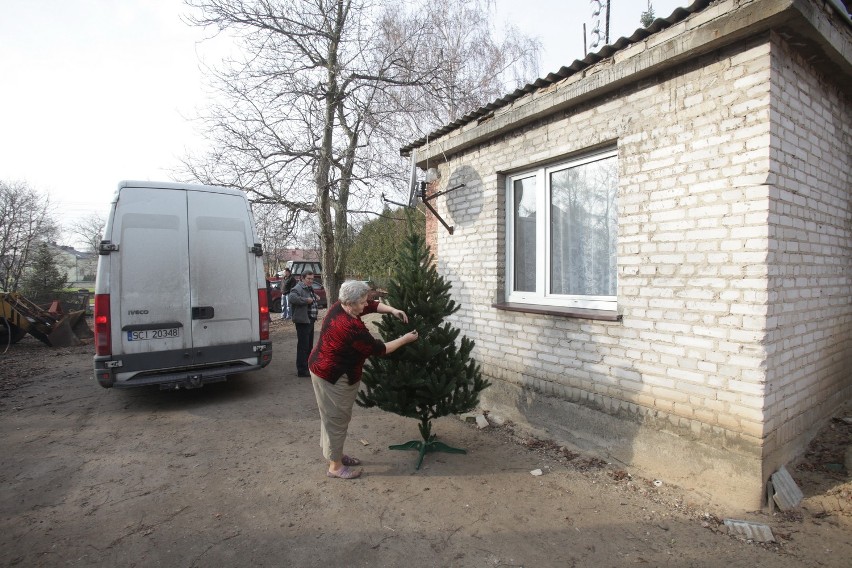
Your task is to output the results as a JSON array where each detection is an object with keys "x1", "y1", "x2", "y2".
[
  {"x1": 186, "y1": 189, "x2": 257, "y2": 358},
  {"x1": 114, "y1": 186, "x2": 191, "y2": 363}
]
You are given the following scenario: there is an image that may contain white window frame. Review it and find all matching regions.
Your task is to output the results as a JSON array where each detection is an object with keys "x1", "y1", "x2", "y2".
[{"x1": 505, "y1": 148, "x2": 618, "y2": 311}]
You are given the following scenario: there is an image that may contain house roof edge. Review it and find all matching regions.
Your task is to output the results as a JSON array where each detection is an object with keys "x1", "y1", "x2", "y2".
[{"x1": 401, "y1": 0, "x2": 851, "y2": 164}]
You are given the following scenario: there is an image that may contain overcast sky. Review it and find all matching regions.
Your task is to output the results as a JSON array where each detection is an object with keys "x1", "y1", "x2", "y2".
[{"x1": 0, "y1": 0, "x2": 686, "y2": 243}]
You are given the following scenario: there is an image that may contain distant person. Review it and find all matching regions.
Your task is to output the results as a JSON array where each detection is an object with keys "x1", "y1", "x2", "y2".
[
  {"x1": 280, "y1": 268, "x2": 296, "y2": 320},
  {"x1": 288, "y1": 271, "x2": 318, "y2": 377},
  {"x1": 308, "y1": 280, "x2": 418, "y2": 479}
]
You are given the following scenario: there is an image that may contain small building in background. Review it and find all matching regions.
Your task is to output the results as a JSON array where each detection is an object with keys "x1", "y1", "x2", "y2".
[{"x1": 50, "y1": 243, "x2": 97, "y2": 288}]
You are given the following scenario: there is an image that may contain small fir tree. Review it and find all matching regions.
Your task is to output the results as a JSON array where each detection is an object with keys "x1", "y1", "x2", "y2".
[
  {"x1": 20, "y1": 243, "x2": 67, "y2": 303},
  {"x1": 357, "y1": 231, "x2": 490, "y2": 468},
  {"x1": 640, "y1": 1, "x2": 655, "y2": 27}
]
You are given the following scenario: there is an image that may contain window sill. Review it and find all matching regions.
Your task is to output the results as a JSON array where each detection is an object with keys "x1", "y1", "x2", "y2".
[{"x1": 492, "y1": 302, "x2": 622, "y2": 322}]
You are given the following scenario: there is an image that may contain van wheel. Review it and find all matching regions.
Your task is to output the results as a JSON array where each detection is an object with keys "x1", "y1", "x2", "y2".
[
  {"x1": 0, "y1": 320, "x2": 27, "y2": 345},
  {"x1": 270, "y1": 298, "x2": 282, "y2": 313}
]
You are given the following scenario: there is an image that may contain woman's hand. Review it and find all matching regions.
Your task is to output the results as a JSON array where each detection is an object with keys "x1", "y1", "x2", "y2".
[
  {"x1": 393, "y1": 309, "x2": 409, "y2": 323},
  {"x1": 383, "y1": 328, "x2": 418, "y2": 355}
]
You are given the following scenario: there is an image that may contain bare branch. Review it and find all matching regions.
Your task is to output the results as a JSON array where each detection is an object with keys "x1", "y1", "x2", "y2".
[{"x1": 178, "y1": 0, "x2": 541, "y2": 300}]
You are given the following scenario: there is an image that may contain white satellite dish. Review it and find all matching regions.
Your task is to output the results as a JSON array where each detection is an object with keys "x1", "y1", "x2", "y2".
[{"x1": 407, "y1": 150, "x2": 419, "y2": 207}]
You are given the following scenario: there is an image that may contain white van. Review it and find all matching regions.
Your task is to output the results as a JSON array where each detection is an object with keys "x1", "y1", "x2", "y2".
[{"x1": 93, "y1": 181, "x2": 272, "y2": 389}]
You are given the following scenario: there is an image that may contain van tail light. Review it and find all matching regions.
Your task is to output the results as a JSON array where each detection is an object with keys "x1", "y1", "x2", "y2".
[
  {"x1": 258, "y1": 288, "x2": 270, "y2": 340},
  {"x1": 94, "y1": 294, "x2": 112, "y2": 356}
]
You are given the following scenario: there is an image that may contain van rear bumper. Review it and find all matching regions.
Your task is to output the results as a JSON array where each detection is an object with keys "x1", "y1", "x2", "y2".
[{"x1": 94, "y1": 340, "x2": 272, "y2": 389}]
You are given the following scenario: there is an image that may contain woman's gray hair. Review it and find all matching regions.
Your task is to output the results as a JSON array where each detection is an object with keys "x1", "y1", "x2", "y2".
[{"x1": 339, "y1": 280, "x2": 370, "y2": 305}]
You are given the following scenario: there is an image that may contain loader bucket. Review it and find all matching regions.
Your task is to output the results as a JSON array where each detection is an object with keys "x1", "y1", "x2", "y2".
[
  {"x1": 67, "y1": 310, "x2": 93, "y2": 339},
  {"x1": 46, "y1": 312, "x2": 91, "y2": 347},
  {"x1": 47, "y1": 318, "x2": 82, "y2": 347}
]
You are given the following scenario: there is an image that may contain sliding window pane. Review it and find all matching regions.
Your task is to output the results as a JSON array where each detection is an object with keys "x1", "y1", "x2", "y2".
[
  {"x1": 513, "y1": 177, "x2": 537, "y2": 292},
  {"x1": 550, "y1": 156, "x2": 617, "y2": 296}
]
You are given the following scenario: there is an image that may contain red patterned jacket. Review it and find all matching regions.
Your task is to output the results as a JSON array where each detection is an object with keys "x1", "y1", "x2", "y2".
[{"x1": 308, "y1": 300, "x2": 386, "y2": 385}]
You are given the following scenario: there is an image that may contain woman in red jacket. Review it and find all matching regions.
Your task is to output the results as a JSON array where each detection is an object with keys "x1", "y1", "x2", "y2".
[{"x1": 308, "y1": 280, "x2": 418, "y2": 479}]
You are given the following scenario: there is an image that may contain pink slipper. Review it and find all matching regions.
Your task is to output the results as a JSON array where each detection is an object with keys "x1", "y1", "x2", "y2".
[
  {"x1": 342, "y1": 455, "x2": 361, "y2": 466},
  {"x1": 327, "y1": 465, "x2": 362, "y2": 479}
]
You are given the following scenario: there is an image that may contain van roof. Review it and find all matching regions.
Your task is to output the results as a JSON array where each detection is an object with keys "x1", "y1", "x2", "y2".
[{"x1": 117, "y1": 180, "x2": 246, "y2": 197}]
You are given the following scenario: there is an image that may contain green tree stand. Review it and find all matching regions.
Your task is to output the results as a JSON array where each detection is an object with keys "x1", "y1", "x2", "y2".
[{"x1": 389, "y1": 419, "x2": 467, "y2": 470}]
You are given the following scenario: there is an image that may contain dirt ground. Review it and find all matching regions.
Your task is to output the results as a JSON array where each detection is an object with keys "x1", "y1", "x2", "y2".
[{"x1": 1, "y1": 315, "x2": 850, "y2": 568}]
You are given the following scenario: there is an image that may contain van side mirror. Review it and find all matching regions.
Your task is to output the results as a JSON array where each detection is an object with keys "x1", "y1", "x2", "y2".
[{"x1": 250, "y1": 243, "x2": 263, "y2": 256}]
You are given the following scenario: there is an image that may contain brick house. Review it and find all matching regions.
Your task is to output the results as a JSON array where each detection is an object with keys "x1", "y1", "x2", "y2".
[{"x1": 402, "y1": 0, "x2": 851, "y2": 509}]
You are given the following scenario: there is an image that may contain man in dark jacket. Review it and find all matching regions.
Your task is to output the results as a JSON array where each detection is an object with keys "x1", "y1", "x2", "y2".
[{"x1": 288, "y1": 271, "x2": 318, "y2": 377}]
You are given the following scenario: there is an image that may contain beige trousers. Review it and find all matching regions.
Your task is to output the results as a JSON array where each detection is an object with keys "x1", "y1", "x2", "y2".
[{"x1": 310, "y1": 372, "x2": 359, "y2": 462}]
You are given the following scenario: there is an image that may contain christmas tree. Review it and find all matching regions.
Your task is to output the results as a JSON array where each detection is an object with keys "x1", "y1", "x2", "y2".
[{"x1": 357, "y1": 230, "x2": 490, "y2": 469}]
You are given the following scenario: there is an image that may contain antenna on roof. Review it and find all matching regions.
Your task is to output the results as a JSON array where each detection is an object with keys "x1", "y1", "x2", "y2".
[{"x1": 588, "y1": 0, "x2": 611, "y2": 49}]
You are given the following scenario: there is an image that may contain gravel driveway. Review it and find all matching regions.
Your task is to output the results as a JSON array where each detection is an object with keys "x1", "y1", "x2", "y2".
[{"x1": 1, "y1": 317, "x2": 850, "y2": 567}]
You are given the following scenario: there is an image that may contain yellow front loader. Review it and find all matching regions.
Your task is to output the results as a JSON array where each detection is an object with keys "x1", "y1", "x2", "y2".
[{"x1": 0, "y1": 292, "x2": 92, "y2": 348}]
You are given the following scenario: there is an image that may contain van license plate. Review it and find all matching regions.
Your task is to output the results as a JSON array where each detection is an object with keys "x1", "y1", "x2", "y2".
[{"x1": 127, "y1": 328, "x2": 180, "y2": 341}]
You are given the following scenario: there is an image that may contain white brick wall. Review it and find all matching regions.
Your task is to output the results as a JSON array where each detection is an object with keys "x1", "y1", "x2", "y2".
[
  {"x1": 763, "y1": 32, "x2": 852, "y2": 464},
  {"x1": 426, "y1": 31, "x2": 851, "y2": 475}
]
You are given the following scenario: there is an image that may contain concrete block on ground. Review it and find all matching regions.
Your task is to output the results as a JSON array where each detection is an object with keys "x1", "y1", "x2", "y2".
[
  {"x1": 487, "y1": 413, "x2": 506, "y2": 426},
  {"x1": 771, "y1": 465, "x2": 803, "y2": 511},
  {"x1": 723, "y1": 519, "x2": 775, "y2": 543}
]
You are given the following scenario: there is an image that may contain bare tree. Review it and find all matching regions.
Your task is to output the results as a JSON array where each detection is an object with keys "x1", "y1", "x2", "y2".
[
  {"x1": 250, "y1": 201, "x2": 303, "y2": 276},
  {"x1": 181, "y1": 0, "x2": 540, "y2": 301},
  {"x1": 358, "y1": 0, "x2": 540, "y2": 214},
  {"x1": 65, "y1": 213, "x2": 106, "y2": 253},
  {"x1": 0, "y1": 180, "x2": 58, "y2": 292},
  {"x1": 382, "y1": 0, "x2": 540, "y2": 128}
]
